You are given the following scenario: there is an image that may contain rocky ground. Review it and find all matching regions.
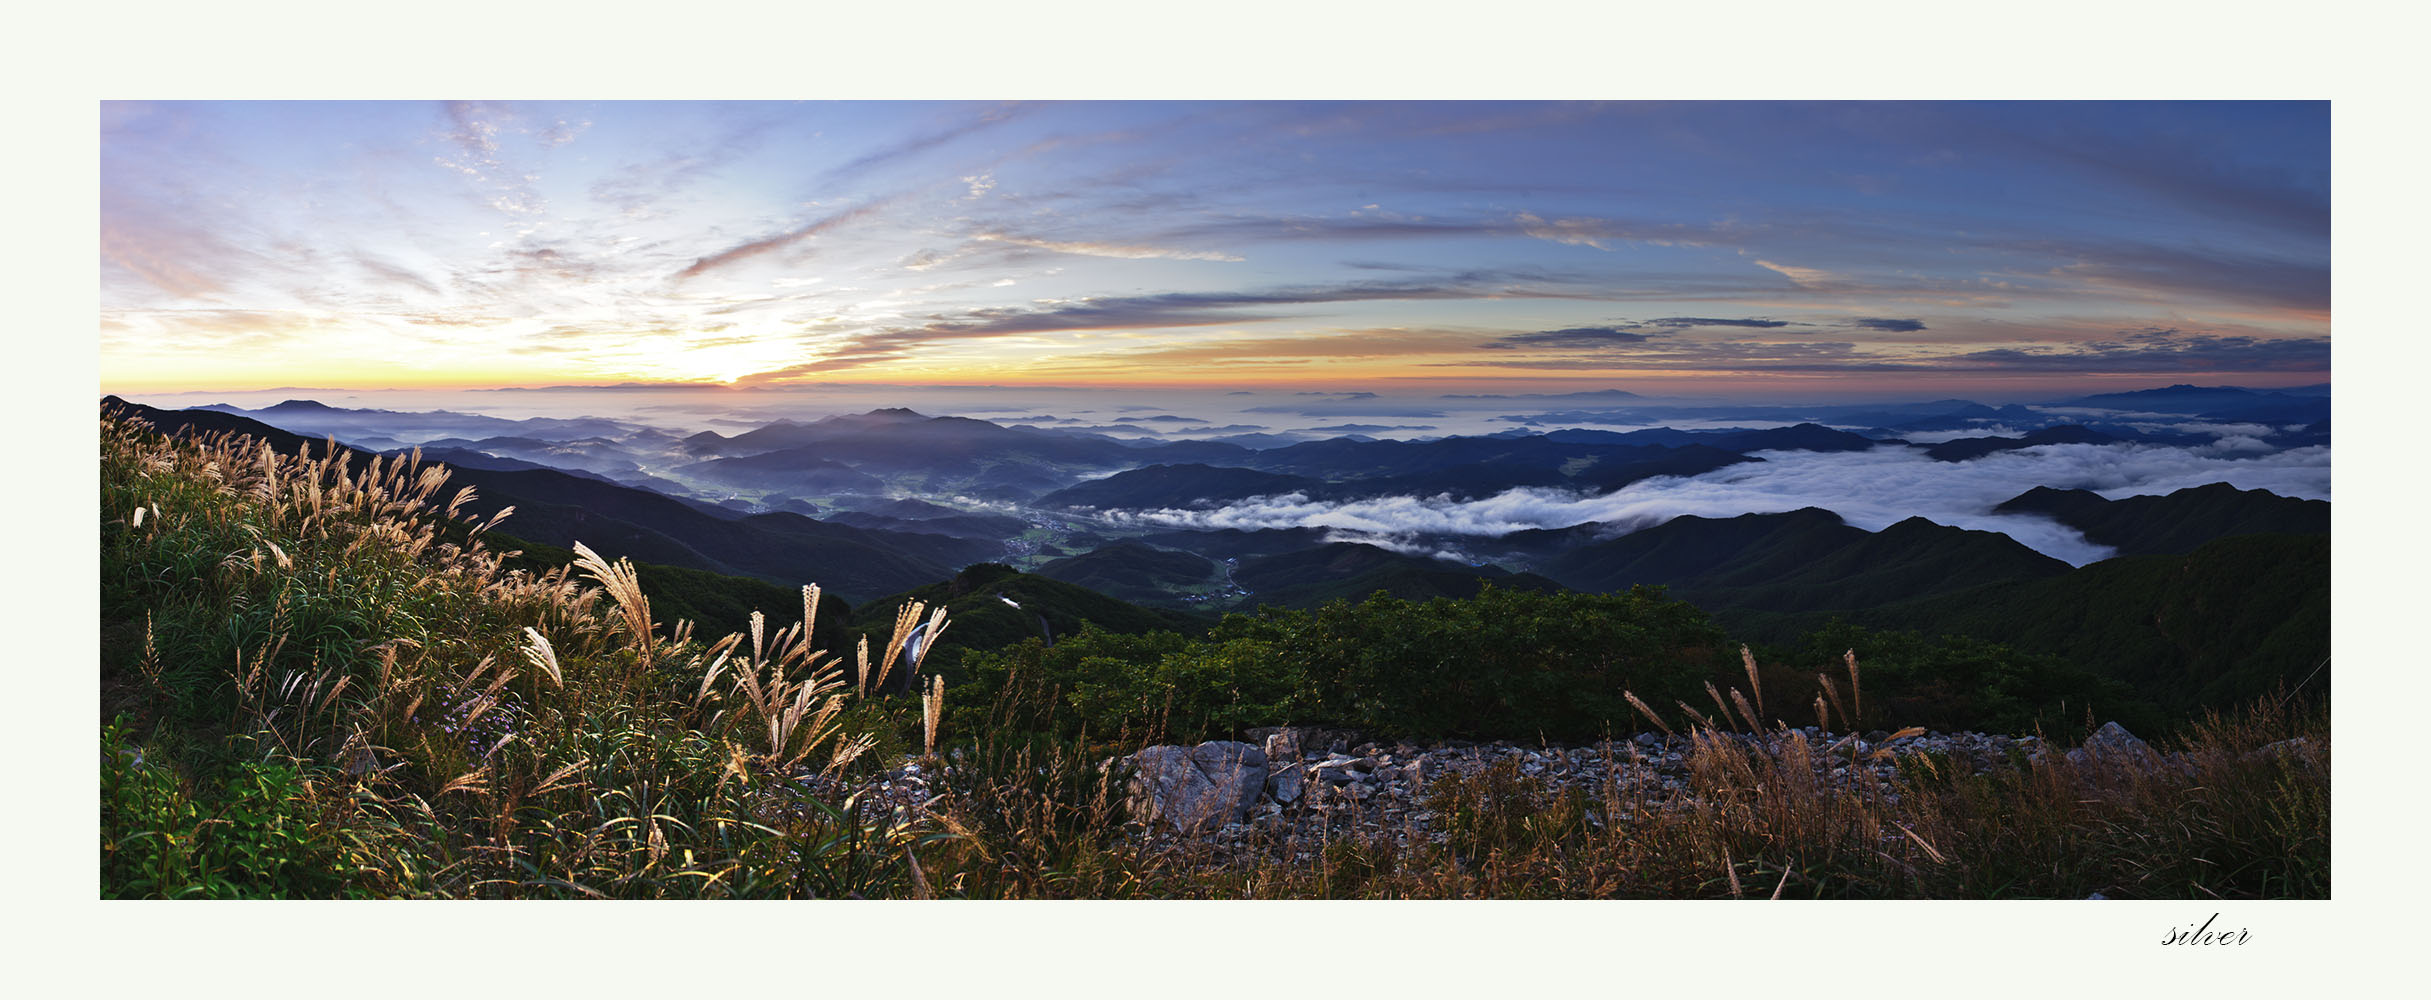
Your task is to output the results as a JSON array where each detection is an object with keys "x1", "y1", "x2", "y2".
[{"x1": 791, "y1": 719, "x2": 2325, "y2": 868}]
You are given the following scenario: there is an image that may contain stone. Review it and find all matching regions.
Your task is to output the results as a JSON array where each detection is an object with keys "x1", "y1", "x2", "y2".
[
  {"x1": 1126, "y1": 741, "x2": 1270, "y2": 834},
  {"x1": 1263, "y1": 728, "x2": 1305, "y2": 763},
  {"x1": 2082, "y1": 722, "x2": 2158, "y2": 763},
  {"x1": 1269, "y1": 762, "x2": 1305, "y2": 804},
  {"x1": 1312, "y1": 754, "x2": 1375, "y2": 784},
  {"x1": 2243, "y1": 736, "x2": 2319, "y2": 764}
]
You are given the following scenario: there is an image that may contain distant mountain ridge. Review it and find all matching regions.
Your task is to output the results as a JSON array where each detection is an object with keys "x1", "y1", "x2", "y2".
[
  {"x1": 1923, "y1": 425, "x2": 2118, "y2": 461},
  {"x1": 1536, "y1": 507, "x2": 2074, "y2": 614},
  {"x1": 2055, "y1": 383, "x2": 2331, "y2": 424},
  {"x1": 1229, "y1": 542, "x2": 1566, "y2": 609},
  {"x1": 1035, "y1": 540, "x2": 1221, "y2": 604},
  {"x1": 1994, "y1": 482, "x2": 2328, "y2": 557},
  {"x1": 103, "y1": 397, "x2": 991, "y2": 602},
  {"x1": 1041, "y1": 464, "x2": 1327, "y2": 510}
]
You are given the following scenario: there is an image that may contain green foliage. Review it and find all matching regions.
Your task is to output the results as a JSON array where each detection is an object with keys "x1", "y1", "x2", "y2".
[
  {"x1": 484, "y1": 529, "x2": 856, "y2": 652},
  {"x1": 1426, "y1": 758, "x2": 1592, "y2": 862},
  {"x1": 1770, "y1": 621, "x2": 2166, "y2": 740},
  {"x1": 1239, "y1": 585, "x2": 1728, "y2": 741},
  {"x1": 925, "y1": 670, "x2": 1133, "y2": 897},
  {"x1": 101, "y1": 720, "x2": 361, "y2": 898},
  {"x1": 1232, "y1": 542, "x2": 1565, "y2": 610},
  {"x1": 93, "y1": 404, "x2": 2332, "y2": 899},
  {"x1": 1743, "y1": 534, "x2": 2329, "y2": 722},
  {"x1": 950, "y1": 584, "x2": 1728, "y2": 744},
  {"x1": 847, "y1": 563, "x2": 1207, "y2": 682},
  {"x1": 99, "y1": 409, "x2": 948, "y2": 898}
]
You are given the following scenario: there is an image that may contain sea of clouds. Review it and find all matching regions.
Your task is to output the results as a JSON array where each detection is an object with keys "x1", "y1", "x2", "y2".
[{"x1": 1102, "y1": 442, "x2": 2331, "y2": 567}]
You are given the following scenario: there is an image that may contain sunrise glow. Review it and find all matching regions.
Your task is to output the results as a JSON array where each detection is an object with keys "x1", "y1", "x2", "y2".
[{"x1": 100, "y1": 101, "x2": 2327, "y2": 400}]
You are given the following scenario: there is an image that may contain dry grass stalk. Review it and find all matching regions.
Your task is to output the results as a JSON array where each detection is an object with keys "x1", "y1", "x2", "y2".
[
  {"x1": 923, "y1": 675, "x2": 945, "y2": 756},
  {"x1": 1704, "y1": 681, "x2": 1739, "y2": 733},
  {"x1": 1623, "y1": 690, "x2": 1674, "y2": 738},
  {"x1": 520, "y1": 627, "x2": 564, "y2": 689},
  {"x1": 1844, "y1": 649, "x2": 1863, "y2": 728},
  {"x1": 571, "y1": 541, "x2": 656, "y2": 671},
  {"x1": 1729, "y1": 688, "x2": 1764, "y2": 735},
  {"x1": 1894, "y1": 822, "x2": 1946, "y2": 865},
  {"x1": 870, "y1": 601, "x2": 925, "y2": 695},
  {"x1": 1818, "y1": 674, "x2": 1853, "y2": 732},
  {"x1": 1740, "y1": 644, "x2": 1764, "y2": 719},
  {"x1": 854, "y1": 635, "x2": 872, "y2": 694}
]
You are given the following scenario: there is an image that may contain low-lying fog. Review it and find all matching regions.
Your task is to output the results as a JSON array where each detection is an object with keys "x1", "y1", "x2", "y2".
[{"x1": 114, "y1": 384, "x2": 2329, "y2": 567}]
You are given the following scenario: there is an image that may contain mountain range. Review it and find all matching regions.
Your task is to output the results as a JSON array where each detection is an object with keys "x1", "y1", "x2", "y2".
[{"x1": 109, "y1": 386, "x2": 2331, "y2": 702}]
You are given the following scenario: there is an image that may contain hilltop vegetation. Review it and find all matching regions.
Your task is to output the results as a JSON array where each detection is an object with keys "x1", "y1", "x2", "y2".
[
  {"x1": 101, "y1": 408, "x2": 953, "y2": 897},
  {"x1": 97, "y1": 406, "x2": 2328, "y2": 899}
]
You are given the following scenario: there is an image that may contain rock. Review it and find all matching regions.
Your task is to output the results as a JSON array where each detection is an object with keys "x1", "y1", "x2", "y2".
[
  {"x1": 1312, "y1": 754, "x2": 1375, "y2": 784},
  {"x1": 1263, "y1": 728, "x2": 1305, "y2": 763},
  {"x1": 1268, "y1": 762, "x2": 1305, "y2": 804},
  {"x1": 1126, "y1": 741, "x2": 1269, "y2": 834},
  {"x1": 2082, "y1": 722, "x2": 2157, "y2": 763},
  {"x1": 2242, "y1": 737, "x2": 2323, "y2": 768}
]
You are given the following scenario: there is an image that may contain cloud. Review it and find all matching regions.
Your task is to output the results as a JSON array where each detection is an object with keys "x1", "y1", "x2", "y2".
[
  {"x1": 1483, "y1": 318, "x2": 1805, "y2": 350},
  {"x1": 1448, "y1": 339, "x2": 1906, "y2": 373},
  {"x1": 673, "y1": 201, "x2": 891, "y2": 280},
  {"x1": 589, "y1": 115, "x2": 773, "y2": 215},
  {"x1": 819, "y1": 103, "x2": 1026, "y2": 185},
  {"x1": 1941, "y1": 329, "x2": 2328, "y2": 373},
  {"x1": 734, "y1": 276, "x2": 1608, "y2": 380},
  {"x1": 1482, "y1": 326, "x2": 1653, "y2": 350},
  {"x1": 1291, "y1": 423, "x2": 1441, "y2": 434},
  {"x1": 1444, "y1": 324, "x2": 2327, "y2": 379},
  {"x1": 1103, "y1": 441, "x2": 2329, "y2": 566},
  {"x1": 973, "y1": 231, "x2": 1243, "y2": 262},
  {"x1": 2042, "y1": 240, "x2": 2328, "y2": 314},
  {"x1": 1515, "y1": 212, "x2": 1620, "y2": 250},
  {"x1": 1648, "y1": 317, "x2": 1795, "y2": 329},
  {"x1": 1754, "y1": 259, "x2": 1838, "y2": 288},
  {"x1": 350, "y1": 253, "x2": 442, "y2": 297},
  {"x1": 101, "y1": 215, "x2": 246, "y2": 300},
  {"x1": 434, "y1": 101, "x2": 547, "y2": 216},
  {"x1": 1243, "y1": 403, "x2": 1449, "y2": 418},
  {"x1": 1851, "y1": 317, "x2": 1928, "y2": 332}
]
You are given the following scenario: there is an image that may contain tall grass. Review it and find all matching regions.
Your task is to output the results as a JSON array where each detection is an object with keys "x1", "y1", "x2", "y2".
[
  {"x1": 99, "y1": 406, "x2": 2328, "y2": 898},
  {"x1": 101, "y1": 408, "x2": 949, "y2": 897}
]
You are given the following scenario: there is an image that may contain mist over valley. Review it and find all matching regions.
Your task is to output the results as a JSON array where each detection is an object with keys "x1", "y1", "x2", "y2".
[{"x1": 116, "y1": 382, "x2": 2329, "y2": 617}]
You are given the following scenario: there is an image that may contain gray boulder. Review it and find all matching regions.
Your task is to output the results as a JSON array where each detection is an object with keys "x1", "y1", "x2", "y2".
[
  {"x1": 2082, "y1": 722, "x2": 2157, "y2": 762},
  {"x1": 1127, "y1": 741, "x2": 1269, "y2": 833},
  {"x1": 1268, "y1": 763, "x2": 1305, "y2": 805}
]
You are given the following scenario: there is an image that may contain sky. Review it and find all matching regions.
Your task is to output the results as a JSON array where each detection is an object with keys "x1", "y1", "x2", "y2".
[
  {"x1": 99, "y1": 100, "x2": 2329, "y2": 400},
  {"x1": 35, "y1": 8, "x2": 2425, "y2": 989}
]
